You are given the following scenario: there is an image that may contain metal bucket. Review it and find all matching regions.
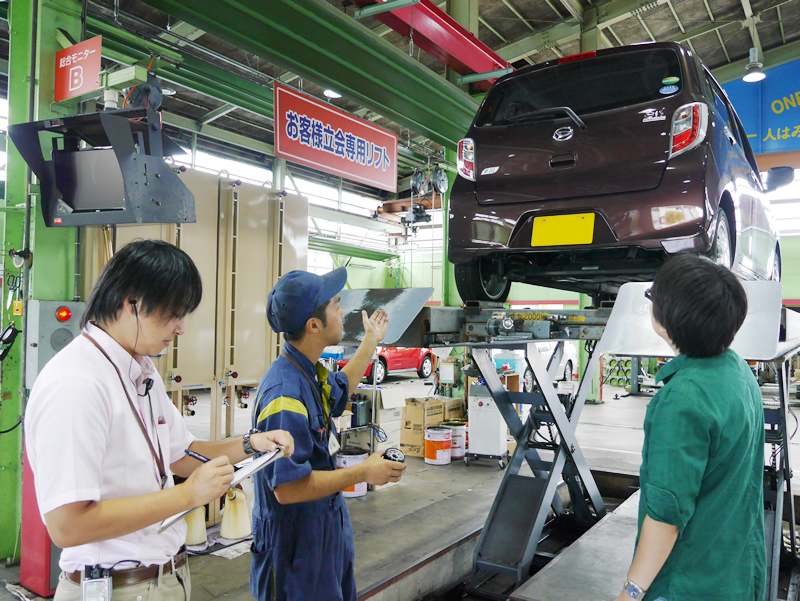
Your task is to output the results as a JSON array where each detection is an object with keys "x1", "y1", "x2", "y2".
[
  {"x1": 442, "y1": 420, "x2": 467, "y2": 459},
  {"x1": 424, "y1": 426, "x2": 452, "y2": 465},
  {"x1": 337, "y1": 448, "x2": 368, "y2": 497}
]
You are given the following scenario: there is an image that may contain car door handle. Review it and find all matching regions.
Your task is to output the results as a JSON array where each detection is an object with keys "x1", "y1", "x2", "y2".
[{"x1": 724, "y1": 126, "x2": 737, "y2": 146}]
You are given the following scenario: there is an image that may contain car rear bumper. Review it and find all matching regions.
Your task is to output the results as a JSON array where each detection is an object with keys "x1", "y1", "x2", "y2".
[
  {"x1": 336, "y1": 359, "x2": 372, "y2": 378},
  {"x1": 448, "y1": 150, "x2": 711, "y2": 264}
]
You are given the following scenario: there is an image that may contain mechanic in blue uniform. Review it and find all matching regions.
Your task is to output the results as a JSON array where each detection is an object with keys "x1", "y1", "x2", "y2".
[{"x1": 250, "y1": 267, "x2": 407, "y2": 601}]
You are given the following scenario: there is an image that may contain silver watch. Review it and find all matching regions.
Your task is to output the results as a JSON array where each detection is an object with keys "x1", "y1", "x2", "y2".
[
  {"x1": 242, "y1": 429, "x2": 259, "y2": 456},
  {"x1": 623, "y1": 579, "x2": 646, "y2": 600}
]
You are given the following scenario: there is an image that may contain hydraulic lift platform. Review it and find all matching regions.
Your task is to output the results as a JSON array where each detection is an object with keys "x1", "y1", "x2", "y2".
[{"x1": 340, "y1": 281, "x2": 800, "y2": 601}]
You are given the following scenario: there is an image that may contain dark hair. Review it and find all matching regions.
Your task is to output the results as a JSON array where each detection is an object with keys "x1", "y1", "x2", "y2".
[
  {"x1": 284, "y1": 299, "x2": 330, "y2": 343},
  {"x1": 651, "y1": 253, "x2": 747, "y2": 358},
  {"x1": 81, "y1": 239, "x2": 202, "y2": 328}
]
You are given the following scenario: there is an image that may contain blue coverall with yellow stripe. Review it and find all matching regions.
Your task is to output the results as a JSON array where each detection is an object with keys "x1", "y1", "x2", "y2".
[{"x1": 249, "y1": 342, "x2": 355, "y2": 601}]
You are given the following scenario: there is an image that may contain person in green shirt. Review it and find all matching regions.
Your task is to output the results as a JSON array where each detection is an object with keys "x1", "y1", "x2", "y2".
[{"x1": 615, "y1": 254, "x2": 765, "y2": 601}]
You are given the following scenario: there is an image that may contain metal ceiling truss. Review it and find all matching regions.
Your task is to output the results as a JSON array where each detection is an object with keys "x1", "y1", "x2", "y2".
[
  {"x1": 139, "y1": 0, "x2": 478, "y2": 148},
  {"x1": 10, "y1": 4, "x2": 434, "y2": 175},
  {"x1": 494, "y1": 0, "x2": 798, "y2": 83}
]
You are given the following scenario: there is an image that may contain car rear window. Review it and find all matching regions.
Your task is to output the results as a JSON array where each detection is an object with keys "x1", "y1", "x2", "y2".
[{"x1": 475, "y1": 49, "x2": 683, "y2": 127}]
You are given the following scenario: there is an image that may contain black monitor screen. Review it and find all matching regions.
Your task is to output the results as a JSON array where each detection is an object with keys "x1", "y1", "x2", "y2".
[{"x1": 53, "y1": 148, "x2": 126, "y2": 212}]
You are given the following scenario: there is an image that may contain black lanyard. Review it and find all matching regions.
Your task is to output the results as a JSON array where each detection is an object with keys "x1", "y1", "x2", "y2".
[{"x1": 82, "y1": 333, "x2": 168, "y2": 489}]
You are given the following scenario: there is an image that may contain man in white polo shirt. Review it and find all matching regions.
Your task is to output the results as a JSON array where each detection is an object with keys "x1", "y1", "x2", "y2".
[{"x1": 25, "y1": 240, "x2": 294, "y2": 601}]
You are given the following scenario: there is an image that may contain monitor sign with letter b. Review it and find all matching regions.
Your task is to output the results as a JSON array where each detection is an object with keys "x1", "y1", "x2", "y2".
[{"x1": 54, "y1": 36, "x2": 102, "y2": 103}]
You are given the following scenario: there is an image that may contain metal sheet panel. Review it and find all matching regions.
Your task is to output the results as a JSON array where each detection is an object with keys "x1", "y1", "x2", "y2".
[
  {"x1": 339, "y1": 287, "x2": 433, "y2": 345},
  {"x1": 165, "y1": 170, "x2": 219, "y2": 387},
  {"x1": 220, "y1": 180, "x2": 272, "y2": 386},
  {"x1": 596, "y1": 281, "x2": 784, "y2": 361}
]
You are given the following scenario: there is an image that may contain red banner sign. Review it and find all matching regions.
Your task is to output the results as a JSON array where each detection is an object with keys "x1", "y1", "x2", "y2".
[
  {"x1": 54, "y1": 36, "x2": 102, "y2": 103},
  {"x1": 274, "y1": 83, "x2": 398, "y2": 193}
]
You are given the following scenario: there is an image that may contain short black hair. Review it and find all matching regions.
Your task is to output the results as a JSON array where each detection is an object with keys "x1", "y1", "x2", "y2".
[
  {"x1": 81, "y1": 239, "x2": 202, "y2": 328},
  {"x1": 652, "y1": 253, "x2": 747, "y2": 358},
  {"x1": 284, "y1": 299, "x2": 330, "y2": 343}
]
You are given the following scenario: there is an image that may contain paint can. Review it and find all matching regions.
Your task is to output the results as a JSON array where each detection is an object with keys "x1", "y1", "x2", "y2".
[
  {"x1": 337, "y1": 448, "x2": 369, "y2": 497},
  {"x1": 442, "y1": 420, "x2": 467, "y2": 459},
  {"x1": 424, "y1": 426, "x2": 452, "y2": 465}
]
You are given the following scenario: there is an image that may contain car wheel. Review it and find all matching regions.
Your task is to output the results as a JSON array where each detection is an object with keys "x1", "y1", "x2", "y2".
[
  {"x1": 772, "y1": 249, "x2": 781, "y2": 282},
  {"x1": 563, "y1": 361, "x2": 573, "y2": 382},
  {"x1": 707, "y1": 211, "x2": 732, "y2": 268},
  {"x1": 417, "y1": 355, "x2": 433, "y2": 379},
  {"x1": 454, "y1": 256, "x2": 511, "y2": 303},
  {"x1": 368, "y1": 359, "x2": 387, "y2": 385},
  {"x1": 523, "y1": 367, "x2": 534, "y2": 393}
]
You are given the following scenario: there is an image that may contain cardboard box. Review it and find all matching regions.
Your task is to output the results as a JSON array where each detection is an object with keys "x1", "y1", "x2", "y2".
[
  {"x1": 441, "y1": 397, "x2": 464, "y2": 421},
  {"x1": 353, "y1": 385, "x2": 406, "y2": 424},
  {"x1": 332, "y1": 410, "x2": 352, "y2": 432},
  {"x1": 400, "y1": 398, "x2": 444, "y2": 457}
]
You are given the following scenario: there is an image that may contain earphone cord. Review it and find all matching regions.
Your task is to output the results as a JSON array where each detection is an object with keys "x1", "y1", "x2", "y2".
[
  {"x1": 128, "y1": 301, "x2": 141, "y2": 389},
  {"x1": 126, "y1": 300, "x2": 164, "y2": 482}
]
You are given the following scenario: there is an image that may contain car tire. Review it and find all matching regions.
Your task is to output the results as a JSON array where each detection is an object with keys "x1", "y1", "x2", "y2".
[
  {"x1": 417, "y1": 355, "x2": 433, "y2": 379},
  {"x1": 707, "y1": 211, "x2": 732, "y2": 268},
  {"x1": 563, "y1": 361, "x2": 573, "y2": 382},
  {"x1": 454, "y1": 257, "x2": 511, "y2": 303},
  {"x1": 523, "y1": 367, "x2": 535, "y2": 394},
  {"x1": 368, "y1": 359, "x2": 387, "y2": 385}
]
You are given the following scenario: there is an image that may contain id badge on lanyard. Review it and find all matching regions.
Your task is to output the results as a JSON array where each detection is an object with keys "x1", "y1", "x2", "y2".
[{"x1": 328, "y1": 431, "x2": 341, "y2": 456}]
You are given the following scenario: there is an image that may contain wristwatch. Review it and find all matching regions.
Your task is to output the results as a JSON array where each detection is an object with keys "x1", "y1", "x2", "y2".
[
  {"x1": 242, "y1": 429, "x2": 259, "y2": 456},
  {"x1": 623, "y1": 579, "x2": 646, "y2": 600}
]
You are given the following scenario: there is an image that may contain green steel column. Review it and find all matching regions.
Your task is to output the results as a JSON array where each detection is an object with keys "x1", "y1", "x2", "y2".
[
  {"x1": 446, "y1": 0, "x2": 479, "y2": 36},
  {"x1": 1, "y1": 0, "x2": 79, "y2": 560},
  {"x1": 579, "y1": 293, "x2": 602, "y2": 404},
  {"x1": 441, "y1": 1, "x2": 477, "y2": 307},
  {"x1": 442, "y1": 149, "x2": 459, "y2": 307}
]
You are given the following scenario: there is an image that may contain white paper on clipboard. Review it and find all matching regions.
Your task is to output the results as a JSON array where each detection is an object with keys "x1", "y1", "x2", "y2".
[{"x1": 157, "y1": 447, "x2": 284, "y2": 534}]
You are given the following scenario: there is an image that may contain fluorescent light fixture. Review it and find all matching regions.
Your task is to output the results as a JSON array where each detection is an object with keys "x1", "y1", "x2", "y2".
[
  {"x1": 323, "y1": 89, "x2": 342, "y2": 99},
  {"x1": 456, "y1": 67, "x2": 514, "y2": 85},
  {"x1": 354, "y1": 0, "x2": 421, "y2": 19},
  {"x1": 743, "y1": 47, "x2": 766, "y2": 83}
]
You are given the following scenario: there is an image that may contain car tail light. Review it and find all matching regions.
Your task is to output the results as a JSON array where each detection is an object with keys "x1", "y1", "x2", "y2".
[
  {"x1": 457, "y1": 138, "x2": 476, "y2": 181},
  {"x1": 558, "y1": 51, "x2": 596, "y2": 64},
  {"x1": 669, "y1": 102, "x2": 708, "y2": 158}
]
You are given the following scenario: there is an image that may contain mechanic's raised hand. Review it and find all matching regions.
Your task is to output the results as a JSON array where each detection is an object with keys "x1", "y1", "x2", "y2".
[
  {"x1": 183, "y1": 455, "x2": 234, "y2": 507},
  {"x1": 360, "y1": 451, "x2": 406, "y2": 486},
  {"x1": 252, "y1": 429, "x2": 295, "y2": 458},
  {"x1": 362, "y1": 309, "x2": 389, "y2": 344}
]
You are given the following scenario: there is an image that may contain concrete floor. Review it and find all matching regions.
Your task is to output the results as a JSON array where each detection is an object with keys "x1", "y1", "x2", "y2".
[{"x1": 5, "y1": 376, "x2": 799, "y2": 601}]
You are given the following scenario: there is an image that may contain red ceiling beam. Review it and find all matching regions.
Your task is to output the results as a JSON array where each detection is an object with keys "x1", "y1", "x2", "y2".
[{"x1": 353, "y1": 0, "x2": 512, "y2": 91}]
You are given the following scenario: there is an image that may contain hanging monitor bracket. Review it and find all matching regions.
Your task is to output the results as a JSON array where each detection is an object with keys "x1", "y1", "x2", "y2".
[{"x1": 8, "y1": 106, "x2": 195, "y2": 227}]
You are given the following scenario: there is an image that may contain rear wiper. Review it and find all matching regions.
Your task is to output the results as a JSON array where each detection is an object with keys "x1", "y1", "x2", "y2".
[{"x1": 505, "y1": 106, "x2": 587, "y2": 131}]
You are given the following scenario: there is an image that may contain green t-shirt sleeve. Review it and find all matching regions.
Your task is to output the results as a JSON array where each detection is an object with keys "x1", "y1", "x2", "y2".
[{"x1": 643, "y1": 385, "x2": 712, "y2": 533}]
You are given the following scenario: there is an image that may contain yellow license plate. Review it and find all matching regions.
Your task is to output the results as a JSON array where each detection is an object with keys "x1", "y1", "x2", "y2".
[{"x1": 531, "y1": 213, "x2": 595, "y2": 247}]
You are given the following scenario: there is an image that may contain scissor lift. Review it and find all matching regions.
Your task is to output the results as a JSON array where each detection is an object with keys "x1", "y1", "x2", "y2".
[{"x1": 340, "y1": 281, "x2": 800, "y2": 601}]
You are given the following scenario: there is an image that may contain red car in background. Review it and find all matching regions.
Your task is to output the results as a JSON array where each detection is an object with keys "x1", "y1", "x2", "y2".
[{"x1": 338, "y1": 347, "x2": 434, "y2": 385}]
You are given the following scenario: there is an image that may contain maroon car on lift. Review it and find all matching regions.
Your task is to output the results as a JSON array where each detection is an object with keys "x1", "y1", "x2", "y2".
[
  {"x1": 337, "y1": 347, "x2": 434, "y2": 385},
  {"x1": 449, "y1": 42, "x2": 794, "y2": 302}
]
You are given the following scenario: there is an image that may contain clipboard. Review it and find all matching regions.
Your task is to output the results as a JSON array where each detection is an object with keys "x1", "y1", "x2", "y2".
[{"x1": 157, "y1": 446, "x2": 284, "y2": 534}]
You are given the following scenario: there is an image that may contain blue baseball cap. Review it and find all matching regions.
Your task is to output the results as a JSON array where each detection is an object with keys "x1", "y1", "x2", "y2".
[{"x1": 267, "y1": 267, "x2": 348, "y2": 333}]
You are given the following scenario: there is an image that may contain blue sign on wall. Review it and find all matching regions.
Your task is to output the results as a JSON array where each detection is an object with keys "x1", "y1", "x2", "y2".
[{"x1": 723, "y1": 59, "x2": 800, "y2": 155}]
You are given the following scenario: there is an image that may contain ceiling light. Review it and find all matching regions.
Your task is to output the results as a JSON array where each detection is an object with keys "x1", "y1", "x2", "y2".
[
  {"x1": 323, "y1": 89, "x2": 342, "y2": 99},
  {"x1": 743, "y1": 47, "x2": 765, "y2": 83}
]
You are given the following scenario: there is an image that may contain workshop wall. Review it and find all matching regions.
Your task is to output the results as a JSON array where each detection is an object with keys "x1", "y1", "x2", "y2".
[
  {"x1": 779, "y1": 236, "x2": 800, "y2": 302},
  {"x1": 343, "y1": 258, "x2": 393, "y2": 290}
]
